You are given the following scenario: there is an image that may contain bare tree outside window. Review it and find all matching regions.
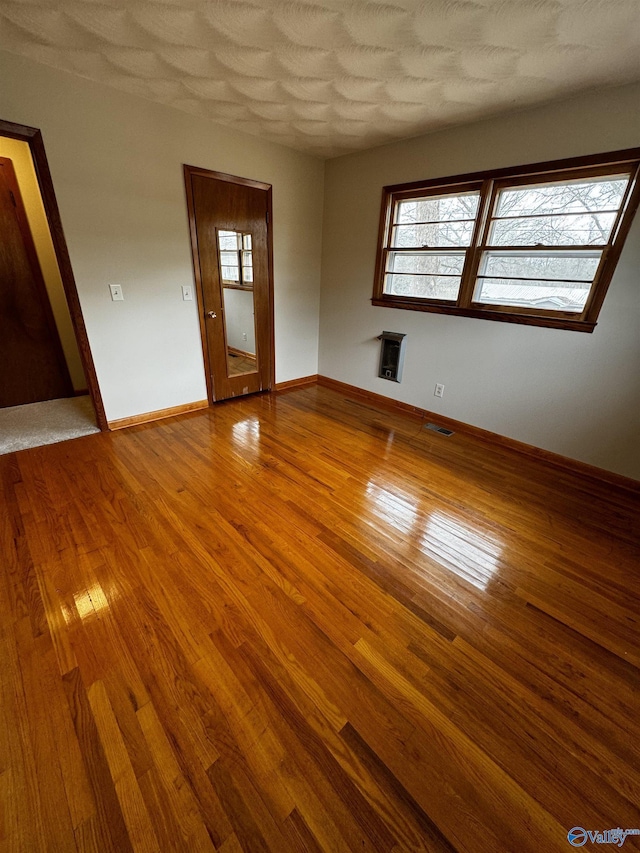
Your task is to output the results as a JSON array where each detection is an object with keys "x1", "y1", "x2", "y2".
[
  {"x1": 374, "y1": 150, "x2": 640, "y2": 331},
  {"x1": 475, "y1": 177, "x2": 628, "y2": 312},
  {"x1": 385, "y1": 191, "x2": 479, "y2": 300}
]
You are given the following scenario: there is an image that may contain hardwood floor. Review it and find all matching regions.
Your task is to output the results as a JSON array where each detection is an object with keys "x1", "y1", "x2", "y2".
[
  {"x1": 227, "y1": 352, "x2": 257, "y2": 377},
  {"x1": 1, "y1": 384, "x2": 638, "y2": 852}
]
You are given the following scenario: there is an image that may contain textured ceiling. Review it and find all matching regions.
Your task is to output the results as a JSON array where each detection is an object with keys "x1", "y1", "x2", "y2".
[{"x1": 1, "y1": 1, "x2": 640, "y2": 159}]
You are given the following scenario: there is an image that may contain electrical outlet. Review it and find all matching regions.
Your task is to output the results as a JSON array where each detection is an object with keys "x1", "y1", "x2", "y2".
[
  {"x1": 434, "y1": 383, "x2": 445, "y2": 398},
  {"x1": 242, "y1": 332, "x2": 247, "y2": 341},
  {"x1": 182, "y1": 285, "x2": 193, "y2": 301},
  {"x1": 109, "y1": 284, "x2": 124, "y2": 301}
]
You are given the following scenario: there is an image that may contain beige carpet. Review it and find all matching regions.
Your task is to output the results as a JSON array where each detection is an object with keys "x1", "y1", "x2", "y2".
[{"x1": 0, "y1": 396, "x2": 100, "y2": 455}]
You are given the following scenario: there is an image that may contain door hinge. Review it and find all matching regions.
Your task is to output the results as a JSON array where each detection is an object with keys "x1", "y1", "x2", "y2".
[
  {"x1": 9, "y1": 190, "x2": 16, "y2": 208},
  {"x1": 266, "y1": 211, "x2": 269, "y2": 224}
]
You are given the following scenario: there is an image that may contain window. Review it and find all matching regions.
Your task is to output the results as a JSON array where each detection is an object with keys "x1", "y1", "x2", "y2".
[
  {"x1": 373, "y1": 149, "x2": 640, "y2": 331},
  {"x1": 217, "y1": 230, "x2": 253, "y2": 289}
]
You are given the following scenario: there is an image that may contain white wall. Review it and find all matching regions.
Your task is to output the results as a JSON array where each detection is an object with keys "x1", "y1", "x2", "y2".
[
  {"x1": 223, "y1": 288, "x2": 256, "y2": 355},
  {"x1": 320, "y1": 83, "x2": 640, "y2": 480},
  {"x1": 0, "y1": 51, "x2": 324, "y2": 421}
]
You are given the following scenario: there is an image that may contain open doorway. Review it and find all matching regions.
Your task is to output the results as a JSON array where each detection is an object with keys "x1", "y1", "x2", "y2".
[{"x1": 0, "y1": 119, "x2": 106, "y2": 453}]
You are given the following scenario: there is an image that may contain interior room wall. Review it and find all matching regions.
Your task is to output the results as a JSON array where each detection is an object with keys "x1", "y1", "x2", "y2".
[
  {"x1": 0, "y1": 136, "x2": 86, "y2": 391},
  {"x1": 319, "y1": 82, "x2": 640, "y2": 480},
  {"x1": 0, "y1": 50, "x2": 324, "y2": 422},
  {"x1": 223, "y1": 288, "x2": 256, "y2": 355}
]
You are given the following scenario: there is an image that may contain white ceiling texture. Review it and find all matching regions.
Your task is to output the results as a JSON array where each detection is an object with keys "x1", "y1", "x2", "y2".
[{"x1": 1, "y1": 0, "x2": 639, "y2": 158}]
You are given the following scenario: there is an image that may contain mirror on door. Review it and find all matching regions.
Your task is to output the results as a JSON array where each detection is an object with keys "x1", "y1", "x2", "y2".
[{"x1": 217, "y1": 229, "x2": 258, "y2": 378}]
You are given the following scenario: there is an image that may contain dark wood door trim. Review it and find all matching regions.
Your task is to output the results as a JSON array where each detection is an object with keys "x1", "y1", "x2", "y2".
[
  {"x1": 0, "y1": 118, "x2": 108, "y2": 430},
  {"x1": 184, "y1": 165, "x2": 214, "y2": 404},
  {"x1": 183, "y1": 164, "x2": 276, "y2": 404}
]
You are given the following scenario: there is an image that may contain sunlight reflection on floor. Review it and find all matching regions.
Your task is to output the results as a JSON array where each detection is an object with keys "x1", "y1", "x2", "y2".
[
  {"x1": 364, "y1": 477, "x2": 504, "y2": 590},
  {"x1": 421, "y1": 511, "x2": 503, "y2": 590},
  {"x1": 365, "y1": 481, "x2": 418, "y2": 534}
]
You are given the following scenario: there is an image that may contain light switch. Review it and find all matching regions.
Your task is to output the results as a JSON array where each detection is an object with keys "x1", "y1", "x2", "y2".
[
  {"x1": 109, "y1": 284, "x2": 124, "y2": 301},
  {"x1": 182, "y1": 285, "x2": 193, "y2": 301}
]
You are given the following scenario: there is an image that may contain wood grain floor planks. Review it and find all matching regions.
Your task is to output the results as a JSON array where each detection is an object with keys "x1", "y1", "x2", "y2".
[{"x1": 0, "y1": 384, "x2": 639, "y2": 852}]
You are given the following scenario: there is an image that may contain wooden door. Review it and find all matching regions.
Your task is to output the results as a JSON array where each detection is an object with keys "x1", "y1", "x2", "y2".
[
  {"x1": 0, "y1": 156, "x2": 73, "y2": 408},
  {"x1": 185, "y1": 167, "x2": 273, "y2": 402}
]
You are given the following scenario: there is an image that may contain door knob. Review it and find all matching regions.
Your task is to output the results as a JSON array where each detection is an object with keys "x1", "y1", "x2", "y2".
[{"x1": 206, "y1": 311, "x2": 217, "y2": 319}]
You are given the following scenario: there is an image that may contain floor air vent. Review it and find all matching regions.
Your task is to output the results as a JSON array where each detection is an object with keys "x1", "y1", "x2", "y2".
[{"x1": 424, "y1": 422, "x2": 455, "y2": 437}]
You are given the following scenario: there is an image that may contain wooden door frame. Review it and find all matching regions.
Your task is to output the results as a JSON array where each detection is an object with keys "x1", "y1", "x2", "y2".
[
  {"x1": 183, "y1": 165, "x2": 275, "y2": 404},
  {"x1": 0, "y1": 118, "x2": 108, "y2": 430}
]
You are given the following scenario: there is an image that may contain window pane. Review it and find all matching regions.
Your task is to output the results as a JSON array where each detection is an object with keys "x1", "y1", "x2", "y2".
[
  {"x1": 242, "y1": 249, "x2": 253, "y2": 284},
  {"x1": 479, "y1": 250, "x2": 601, "y2": 283},
  {"x1": 218, "y1": 231, "x2": 239, "y2": 251},
  {"x1": 384, "y1": 273, "x2": 461, "y2": 301},
  {"x1": 392, "y1": 191, "x2": 479, "y2": 248},
  {"x1": 489, "y1": 212, "x2": 617, "y2": 246},
  {"x1": 475, "y1": 278, "x2": 589, "y2": 312},
  {"x1": 243, "y1": 234, "x2": 252, "y2": 250},
  {"x1": 494, "y1": 177, "x2": 628, "y2": 218},
  {"x1": 396, "y1": 192, "x2": 480, "y2": 224},
  {"x1": 392, "y1": 221, "x2": 475, "y2": 248},
  {"x1": 387, "y1": 251, "x2": 465, "y2": 277},
  {"x1": 222, "y1": 266, "x2": 240, "y2": 281}
]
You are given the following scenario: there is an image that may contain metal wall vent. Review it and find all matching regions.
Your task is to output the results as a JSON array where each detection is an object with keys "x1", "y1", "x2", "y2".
[
  {"x1": 377, "y1": 331, "x2": 406, "y2": 383},
  {"x1": 424, "y1": 422, "x2": 455, "y2": 437}
]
